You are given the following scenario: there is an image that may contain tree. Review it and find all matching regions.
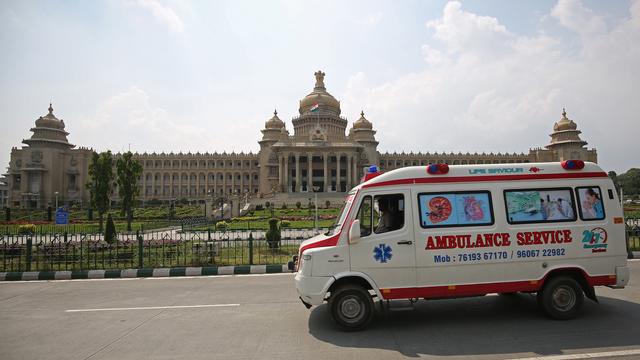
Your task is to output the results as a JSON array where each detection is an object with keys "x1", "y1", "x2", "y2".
[
  {"x1": 608, "y1": 171, "x2": 620, "y2": 195},
  {"x1": 116, "y1": 152, "x2": 143, "y2": 231},
  {"x1": 87, "y1": 151, "x2": 114, "y2": 232},
  {"x1": 618, "y1": 168, "x2": 640, "y2": 197}
]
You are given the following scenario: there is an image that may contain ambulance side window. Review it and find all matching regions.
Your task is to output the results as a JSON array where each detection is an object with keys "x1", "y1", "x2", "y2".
[
  {"x1": 575, "y1": 186, "x2": 606, "y2": 221},
  {"x1": 418, "y1": 191, "x2": 493, "y2": 228},
  {"x1": 504, "y1": 188, "x2": 576, "y2": 224},
  {"x1": 357, "y1": 196, "x2": 373, "y2": 237}
]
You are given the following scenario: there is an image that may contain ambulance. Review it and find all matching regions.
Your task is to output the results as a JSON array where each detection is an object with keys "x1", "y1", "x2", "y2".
[{"x1": 292, "y1": 160, "x2": 629, "y2": 330}]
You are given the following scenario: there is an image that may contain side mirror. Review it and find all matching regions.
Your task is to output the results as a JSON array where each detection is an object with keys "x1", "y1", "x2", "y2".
[{"x1": 349, "y1": 220, "x2": 361, "y2": 244}]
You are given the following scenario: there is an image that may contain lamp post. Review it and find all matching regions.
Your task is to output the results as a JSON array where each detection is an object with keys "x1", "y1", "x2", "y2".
[{"x1": 54, "y1": 191, "x2": 59, "y2": 210}]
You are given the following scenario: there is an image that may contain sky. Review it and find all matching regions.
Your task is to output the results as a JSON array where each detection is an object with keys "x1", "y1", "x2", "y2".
[{"x1": 1, "y1": 0, "x2": 638, "y2": 173}]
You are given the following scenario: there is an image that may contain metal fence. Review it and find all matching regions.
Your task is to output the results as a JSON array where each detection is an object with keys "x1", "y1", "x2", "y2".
[
  {"x1": 0, "y1": 228, "x2": 313, "y2": 272},
  {"x1": 2, "y1": 227, "x2": 637, "y2": 273},
  {"x1": 1, "y1": 220, "x2": 182, "y2": 236}
]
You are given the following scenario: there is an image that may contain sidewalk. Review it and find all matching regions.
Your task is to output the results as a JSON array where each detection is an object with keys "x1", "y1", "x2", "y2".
[{"x1": 0, "y1": 264, "x2": 290, "y2": 281}]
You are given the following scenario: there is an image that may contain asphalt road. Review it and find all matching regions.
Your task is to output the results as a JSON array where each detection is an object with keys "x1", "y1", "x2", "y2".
[{"x1": 1, "y1": 261, "x2": 640, "y2": 360}]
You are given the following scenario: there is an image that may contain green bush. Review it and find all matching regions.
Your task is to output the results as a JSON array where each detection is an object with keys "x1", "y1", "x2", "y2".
[
  {"x1": 325, "y1": 200, "x2": 331, "y2": 208},
  {"x1": 216, "y1": 221, "x2": 228, "y2": 231},
  {"x1": 18, "y1": 224, "x2": 36, "y2": 235},
  {"x1": 255, "y1": 204, "x2": 264, "y2": 211},
  {"x1": 104, "y1": 214, "x2": 117, "y2": 244},
  {"x1": 295, "y1": 201, "x2": 302, "y2": 209},
  {"x1": 266, "y1": 218, "x2": 281, "y2": 249},
  {"x1": 281, "y1": 203, "x2": 287, "y2": 209}
]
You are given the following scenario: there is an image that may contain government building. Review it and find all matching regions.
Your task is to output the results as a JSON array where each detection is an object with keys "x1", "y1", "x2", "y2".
[{"x1": 4, "y1": 71, "x2": 597, "y2": 209}]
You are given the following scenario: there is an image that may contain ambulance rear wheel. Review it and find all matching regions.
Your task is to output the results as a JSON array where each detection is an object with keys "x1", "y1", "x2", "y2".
[
  {"x1": 538, "y1": 276, "x2": 584, "y2": 320},
  {"x1": 329, "y1": 285, "x2": 374, "y2": 331}
]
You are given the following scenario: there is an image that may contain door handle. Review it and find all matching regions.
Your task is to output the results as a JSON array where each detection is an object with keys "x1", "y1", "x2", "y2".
[{"x1": 397, "y1": 240, "x2": 413, "y2": 245}]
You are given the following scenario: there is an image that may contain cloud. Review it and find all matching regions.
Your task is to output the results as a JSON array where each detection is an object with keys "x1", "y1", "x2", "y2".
[
  {"x1": 125, "y1": 0, "x2": 185, "y2": 33},
  {"x1": 83, "y1": 86, "x2": 207, "y2": 154},
  {"x1": 551, "y1": 0, "x2": 606, "y2": 37},
  {"x1": 356, "y1": 12, "x2": 383, "y2": 26},
  {"x1": 341, "y1": 0, "x2": 640, "y2": 172}
]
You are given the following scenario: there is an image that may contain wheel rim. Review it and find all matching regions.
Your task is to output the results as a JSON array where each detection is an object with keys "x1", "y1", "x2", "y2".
[
  {"x1": 339, "y1": 295, "x2": 365, "y2": 324},
  {"x1": 552, "y1": 285, "x2": 576, "y2": 311}
]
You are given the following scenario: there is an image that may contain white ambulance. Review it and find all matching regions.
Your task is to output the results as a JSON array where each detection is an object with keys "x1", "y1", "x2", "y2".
[{"x1": 293, "y1": 160, "x2": 629, "y2": 330}]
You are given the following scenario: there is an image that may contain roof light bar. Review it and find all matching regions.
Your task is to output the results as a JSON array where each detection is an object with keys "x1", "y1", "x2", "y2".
[
  {"x1": 427, "y1": 163, "x2": 449, "y2": 175},
  {"x1": 561, "y1": 160, "x2": 585, "y2": 170}
]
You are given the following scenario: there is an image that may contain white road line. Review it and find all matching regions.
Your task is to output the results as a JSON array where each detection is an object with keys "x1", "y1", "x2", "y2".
[
  {"x1": 65, "y1": 304, "x2": 240, "y2": 313},
  {"x1": 509, "y1": 348, "x2": 640, "y2": 360}
]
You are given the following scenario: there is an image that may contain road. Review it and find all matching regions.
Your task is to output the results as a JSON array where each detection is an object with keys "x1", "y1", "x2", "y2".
[{"x1": 1, "y1": 261, "x2": 640, "y2": 360}]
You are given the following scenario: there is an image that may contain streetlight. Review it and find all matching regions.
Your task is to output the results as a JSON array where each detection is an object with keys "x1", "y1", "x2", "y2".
[{"x1": 54, "y1": 191, "x2": 59, "y2": 210}]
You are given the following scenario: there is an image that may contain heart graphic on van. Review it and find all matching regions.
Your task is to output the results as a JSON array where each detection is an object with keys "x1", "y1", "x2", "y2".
[{"x1": 428, "y1": 196, "x2": 452, "y2": 223}]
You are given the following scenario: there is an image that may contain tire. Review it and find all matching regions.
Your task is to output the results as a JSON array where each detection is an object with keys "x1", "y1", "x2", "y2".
[
  {"x1": 538, "y1": 276, "x2": 584, "y2": 320},
  {"x1": 329, "y1": 285, "x2": 374, "y2": 331}
]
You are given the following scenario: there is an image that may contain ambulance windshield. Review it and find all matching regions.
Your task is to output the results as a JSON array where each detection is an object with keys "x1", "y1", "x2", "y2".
[{"x1": 326, "y1": 191, "x2": 356, "y2": 236}]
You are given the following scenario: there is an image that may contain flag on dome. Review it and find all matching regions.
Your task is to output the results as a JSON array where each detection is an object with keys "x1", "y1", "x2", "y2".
[{"x1": 310, "y1": 103, "x2": 319, "y2": 112}]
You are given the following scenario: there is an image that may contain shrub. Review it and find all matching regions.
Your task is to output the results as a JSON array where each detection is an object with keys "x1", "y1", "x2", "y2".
[
  {"x1": 216, "y1": 221, "x2": 228, "y2": 231},
  {"x1": 265, "y1": 201, "x2": 271, "y2": 209},
  {"x1": 104, "y1": 214, "x2": 117, "y2": 244},
  {"x1": 325, "y1": 200, "x2": 331, "y2": 209},
  {"x1": 266, "y1": 218, "x2": 281, "y2": 249},
  {"x1": 18, "y1": 224, "x2": 36, "y2": 235},
  {"x1": 295, "y1": 201, "x2": 302, "y2": 209},
  {"x1": 281, "y1": 203, "x2": 287, "y2": 209},
  {"x1": 255, "y1": 204, "x2": 264, "y2": 211},
  {"x1": 280, "y1": 220, "x2": 291, "y2": 228}
]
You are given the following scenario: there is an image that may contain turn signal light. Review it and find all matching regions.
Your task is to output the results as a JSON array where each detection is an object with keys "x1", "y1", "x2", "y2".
[
  {"x1": 427, "y1": 163, "x2": 449, "y2": 175},
  {"x1": 561, "y1": 160, "x2": 585, "y2": 170}
]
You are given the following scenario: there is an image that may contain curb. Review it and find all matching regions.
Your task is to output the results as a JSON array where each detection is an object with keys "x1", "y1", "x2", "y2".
[{"x1": 0, "y1": 265, "x2": 291, "y2": 281}]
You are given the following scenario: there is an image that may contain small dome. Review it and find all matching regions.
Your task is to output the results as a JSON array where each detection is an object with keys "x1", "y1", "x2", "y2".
[
  {"x1": 298, "y1": 71, "x2": 341, "y2": 115},
  {"x1": 265, "y1": 110, "x2": 285, "y2": 129},
  {"x1": 353, "y1": 111, "x2": 372, "y2": 130},
  {"x1": 35, "y1": 103, "x2": 65, "y2": 130},
  {"x1": 553, "y1": 108, "x2": 577, "y2": 131}
]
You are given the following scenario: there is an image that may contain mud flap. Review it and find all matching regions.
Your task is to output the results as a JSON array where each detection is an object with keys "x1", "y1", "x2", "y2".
[
  {"x1": 585, "y1": 286, "x2": 598, "y2": 303},
  {"x1": 300, "y1": 297, "x2": 312, "y2": 309}
]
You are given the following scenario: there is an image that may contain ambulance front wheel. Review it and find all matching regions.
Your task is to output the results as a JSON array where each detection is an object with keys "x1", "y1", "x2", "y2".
[
  {"x1": 538, "y1": 276, "x2": 584, "y2": 320},
  {"x1": 329, "y1": 284, "x2": 374, "y2": 331}
]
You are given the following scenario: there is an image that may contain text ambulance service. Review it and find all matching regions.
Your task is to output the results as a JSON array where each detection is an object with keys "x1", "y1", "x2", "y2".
[{"x1": 291, "y1": 161, "x2": 629, "y2": 330}]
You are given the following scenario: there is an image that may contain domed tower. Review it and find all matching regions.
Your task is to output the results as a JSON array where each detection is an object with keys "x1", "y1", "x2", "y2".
[
  {"x1": 258, "y1": 110, "x2": 288, "y2": 194},
  {"x1": 545, "y1": 109, "x2": 596, "y2": 162},
  {"x1": 292, "y1": 71, "x2": 348, "y2": 140},
  {"x1": 22, "y1": 103, "x2": 74, "y2": 149},
  {"x1": 7, "y1": 104, "x2": 92, "y2": 209},
  {"x1": 349, "y1": 111, "x2": 379, "y2": 167}
]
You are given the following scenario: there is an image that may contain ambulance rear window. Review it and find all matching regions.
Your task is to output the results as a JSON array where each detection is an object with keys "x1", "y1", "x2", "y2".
[{"x1": 575, "y1": 186, "x2": 606, "y2": 221}]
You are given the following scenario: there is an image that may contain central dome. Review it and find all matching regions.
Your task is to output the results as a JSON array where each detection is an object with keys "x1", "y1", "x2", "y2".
[{"x1": 299, "y1": 71, "x2": 341, "y2": 116}]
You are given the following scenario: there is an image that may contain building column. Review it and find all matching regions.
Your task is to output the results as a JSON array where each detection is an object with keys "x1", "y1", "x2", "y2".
[
  {"x1": 346, "y1": 154, "x2": 352, "y2": 190},
  {"x1": 323, "y1": 153, "x2": 328, "y2": 193},
  {"x1": 278, "y1": 155, "x2": 283, "y2": 189},
  {"x1": 352, "y1": 156, "x2": 358, "y2": 185},
  {"x1": 307, "y1": 153, "x2": 313, "y2": 192},
  {"x1": 284, "y1": 155, "x2": 289, "y2": 193},
  {"x1": 295, "y1": 153, "x2": 301, "y2": 193},
  {"x1": 336, "y1": 154, "x2": 341, "y2": 193}
]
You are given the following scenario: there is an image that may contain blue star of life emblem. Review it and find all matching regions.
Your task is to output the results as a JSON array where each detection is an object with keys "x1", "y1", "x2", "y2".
[{"x1": 373, "y1": 244, "x2": 392, "y2": 263}]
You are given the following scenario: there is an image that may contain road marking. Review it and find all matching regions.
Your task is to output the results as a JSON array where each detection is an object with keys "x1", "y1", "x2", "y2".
[
  {"x1": 510, "y1": 348, "x2": 640, "y2": 360},
  {"x1": 66, "y1": 304, "x2": 240, "y2": 313},
  {"x1": 0, "y1": 272, "x2": 294, "y2": 284}
]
